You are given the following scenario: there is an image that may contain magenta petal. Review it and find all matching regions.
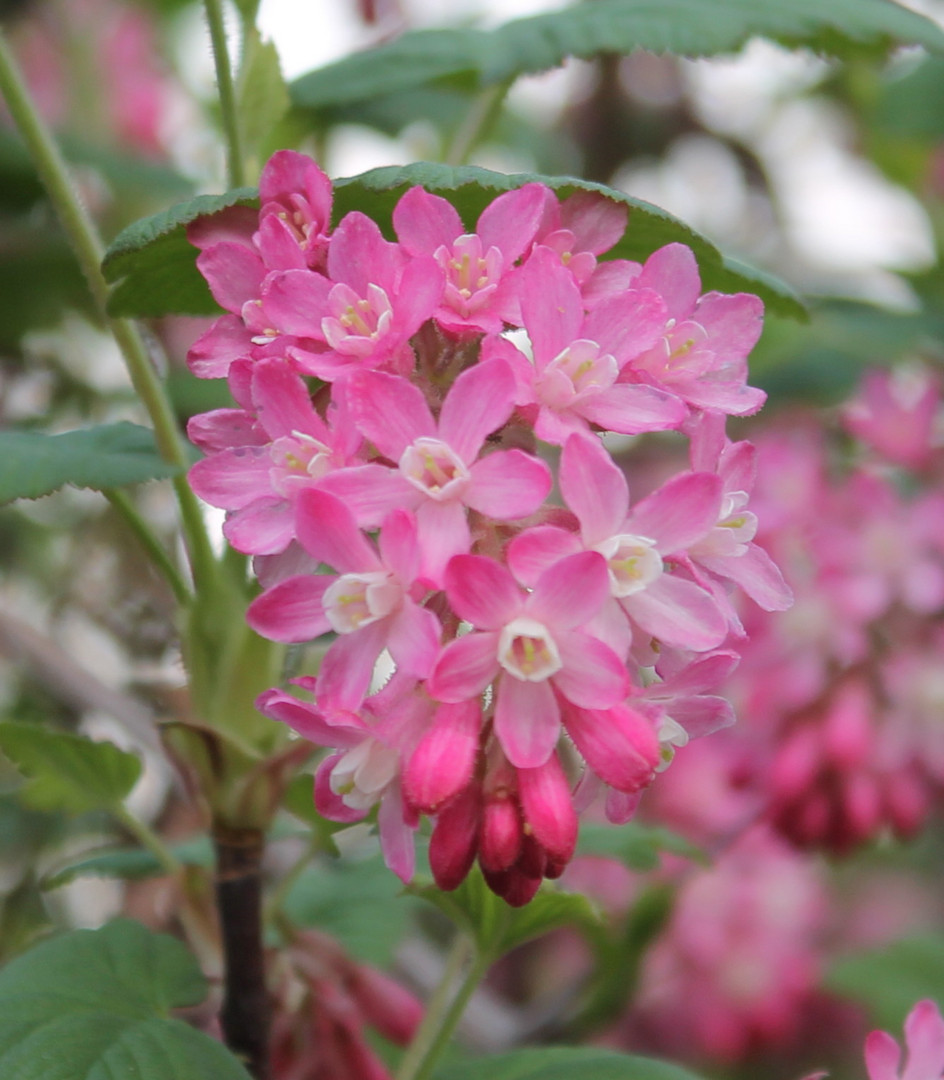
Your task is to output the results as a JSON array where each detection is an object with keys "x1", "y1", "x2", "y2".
[
  {"x1": 260, "y1": 150, "x2": 332, "y2": 219},
  {"x1": 316, "y1": 464, "x2": 415, "y2": 529},
  {"x1": 443, "y1": 555, "x2": 521, "y2": 628},
  {"x1": 378, "y1": 509, "x2": 421, "y2": 583},
  {"x1": 865, "y1": 1031, "x2": 902, "y2": 1080},
  {"x1": 438, "y1": 359, "x2": 516, "y2": 463},
  {"x1": 466, "y1": 450, "x2": 551, "y2": 520},
  {"x1": 626, "y1": 574, "x2": 728, "y2": 650},
  {"x1": 902, "y1": 1000, "x2": 944, "y2": 1080},
  {"x1": 387, "y1": 602, "x2": 442, "y2": 678},
  {"x1": 329, "y1": 211, "x2": 403, "y2": 295},
  {"x1": 315, "y1": 755, "x2": 367, "y2": 822},
  {"x1": 246, "y1": 574, "x2": 334, "y2": 642},
  {"x1": 667, "y1": 695, "x2": 735, "y2": 739},
  {"x1": 477, "y1": 183, "x2": 546, "y2": 261},
  {"x1": 520, "y1": 249, "x2": 584, "y2": 365},
  {"x1": 579, "y1": 383, "x2": 687, "y2": 435},
  {"x1": 700, "y1": 545, "x2": 793, "y2": 611},
  {"x1": 252, "y1": 358, "x2": 327, "y2": 441},
  {"x1": 636, "y1": 243, "x2": 700, "y2": 320},
  {"x1": 317, "y1": 619, "x2": 390, "y2": 711},
  {"x1": 187, "y1": 205, "x2": 257, "y2": 251},
  {"x1": 196, "y1": 242, "x2": 265, "y2": 313},
  {"x1": 255, "y1": 214, "x2": 306, "y2": 270},
  {"x1": 529, "y1": 550, "x2": 610, "y2": 630},
  {"x1": 553, "y1": 631, "x2": 628, "y2": 707},
  {"x1": 560, "y1": 190, "x2": 627, "y2": 254},
  {"x1": 517, "y1": 753, "x2": 577, "y2": 862},
  {"x1": 427, "y1": 631, "x2": 499, "y2": 702},
  {"x1": 187, "y1": 408, "x2": 261, "y2": 452},
  {"x1": 415, "y1": 499, "x2": 471, "y2": 587},
  {"x1": 403, "y1": 699, "x2": 482, "y2": 813},
  {"x1": 294, "y1": 488, "x2": 381, "y2": 571},
  {"x1": 564, "y1": 702, "x2": 659, "y2": 793},
  {"x1": 223, "y1": 499, "x2": 294, "y2": 555},
  {"x1": 585, "y1": 287, "x2": 667, "y2": 363},
  {"x1": 507, "y1": 525, "x2": 582, "y2": 588},
  {"x1": 187, "y1": 448, "x2": 270, "y2": 510},
  {"x1": 560, "y1": 434, "x2": 628, "y2": 544},
  {"x1": 256, "y1": 688, "x2": 363, "y2": 748},
  {"x1": 261, "y1": 269, "x2": 332, "y2": 337},
  {"x1": 187, "y1": 314, "x2": 254, "y2": 378},
  {"x1": 494, "y1": 675, "x2": 560, "y2": 768},
  {"x1": 629, "y1": 472, "x2": 722, "y2": 554},
  {"x1": 696, "y1": 291, "x2": 765, "y2": 357},
  {"x1": 348, "y1": 369, "x2": 435, "y2": 459},
  {"x1": 393, "y1": 186, "x2": 462, "y2": 254}
]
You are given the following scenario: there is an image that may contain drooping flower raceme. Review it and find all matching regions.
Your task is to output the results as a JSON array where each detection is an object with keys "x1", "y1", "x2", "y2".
[{"x1": 184, "y1": 150, "x2": 783, "y2": 904}]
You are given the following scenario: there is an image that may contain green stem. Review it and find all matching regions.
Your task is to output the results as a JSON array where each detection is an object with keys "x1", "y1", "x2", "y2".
[
  {"x1": 104, "y1": 489, "x2": 192, "y2": 606},
  {"x1": 0, "y1": 29, "x2": 217, "y2": 593},
  {"x1": 396, "y1": 935, "x2": 489, "y2": 1080},
  {"x1": 203, "y1": 0, "x2": 246, "y2": 188},
  {"x1": 113, "y1": 803, "x2": 184, "y2": 876},
  {"x1": 445, "y1": 80, "x2": 513, "y2": 166}
]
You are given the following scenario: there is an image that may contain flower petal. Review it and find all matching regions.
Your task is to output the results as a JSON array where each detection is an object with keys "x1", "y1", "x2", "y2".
[
  {"x1": 443, "y1": 555, "x2": 521, "y2": 628},
  {"x1": 294, "y1": 488, "x2": 382, "y2": 572},
  {"x1": 246, "y1": 574, "x2": 334, "y2": 642},
  {"x1": 427, "y1": 631, "x2": 500, "y2": 702},
  {"x1": 553, "y1": 631, "x2": 628, "y2": 708},
  {"x1": 560, "y1": 433, "x2": 628, "y2": 544},
  {"x1": 466, "y1": 449, "x2": 552, "y2": 520},
  {"x1": 494, "y1": 675, "x2": 561, "y2": 768}
]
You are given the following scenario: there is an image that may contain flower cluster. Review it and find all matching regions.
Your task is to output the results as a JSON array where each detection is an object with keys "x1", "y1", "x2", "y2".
[{"x1": 186, "y1": 150, "x2": 788, "y2": 904}]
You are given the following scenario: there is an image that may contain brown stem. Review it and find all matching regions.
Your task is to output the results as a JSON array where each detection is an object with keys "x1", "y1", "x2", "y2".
[{"x1": 214, "y1": 825, "x2": 270, "y2": 1079}]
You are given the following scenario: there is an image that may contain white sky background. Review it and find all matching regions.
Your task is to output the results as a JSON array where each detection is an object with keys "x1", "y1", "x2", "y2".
[{"x1": 185, "y1": 0, "x2": 944, "y2": 304}]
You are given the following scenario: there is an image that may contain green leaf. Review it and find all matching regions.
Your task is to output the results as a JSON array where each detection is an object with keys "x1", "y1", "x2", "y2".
[
  {"x1": 284, "y1": 854, "x2": 420, "y2": 966},
  {"x1": 102, "y1": 165, "x2": 804, "y2": 321},
  {"x1": 0, "y1": 423, "x2": 181, "y2": 505},
  {"x1": 238, "y1": 32, "x2": 291, "y2": 166},
  {"x1": 290, "y1": 0, "x2": 944, "y2": 114},
  {"x1": 411, "y1": 865, "x2": 601, "y2": 961},
  {"x1": 0, "y1": 918, "x2": 252, "y2": 1079},
  {"x1": 42, "y1": 837, "x2": 214, "y2": 891},
  {"x1": 101, "y1": 188, "x2": 257, "y2": 317},
  {"x1": 433, "y1": 1046, "x2": 706, "y2": 1080},
  {"x1": 0, "y1": 723, "x2": 141, "y2": 814},
  {"x1": 577, "y1": 822, "x2": 707, "y2": 871},
  {"x1": 825, "y1": 935, "x2": 944, "y2": 1030}
]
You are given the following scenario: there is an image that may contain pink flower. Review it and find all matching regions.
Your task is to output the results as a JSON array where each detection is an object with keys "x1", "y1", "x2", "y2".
[
  {"x1": 842, "y1": 366, "x2": 942, "y2": 470},
  {"x1": 867, "y1": 1001, "x2": 944, "y2": 1080},
  {"x1": 427, "y1": 549, "x2": 627, "y2": 768},
  {"x1": 393, "y1": 183, "x2": 547, "y2": 334},
  {"x1": 247, "y1": 490, "x2": 440, "y2": 710},
  {"x1": 319, "y1": 358, "x2": 552, "y2": 583}
]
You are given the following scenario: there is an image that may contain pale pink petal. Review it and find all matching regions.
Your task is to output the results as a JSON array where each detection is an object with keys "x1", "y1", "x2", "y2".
[
  {"x1": 294, "y1": 488, "x2": 381, "y2": 572},
  {"x1": 387, "y1": 602, "x2": 441, "y2": 678},
  {"x1": 328, "y1": 211, "x2": 404, "y2": 295},
  {"x1": 682, "y1": 379, "x2": 767, "y2": 417},
  {"x1": 187, "y1": 205, "x2": 257, "y2": 250},
  {"x1": 317, "y1": 619, "x2": 390, "y2": 710},
  {"x1": 187, "y1": 408, "x2": 261, "y2": 452},
  {"x1": 393, "y1": 186, "x2": 462, "y2": 254},
  {"x1": 427, "y1": 631, "x2": 500, "y2": 702},
  {"x1": 657, "y1": 649, "x2": 740, "y2": 694},
  {"x1": 223, "y1": 499, "x2": 294, "y2": 555},
  {"x1": 696, "y1": 291, "x2": 765, "y2": 357},
  {"x1": 585, "y1": 287, "x2": 667, "y2": 363},
  {"x1": 415, "y1": 499, "x2": 471, "y2": 586},
  {"x1": 348, "y1": 369, "x2": 436, "y2": 459},
  {"x1": 626, "y1": 574, "x2": 728, "y2": 650},
  {"x1": 559, "y1": 190, "x2": 627, "y2": 254},
  {"x1": 378, "y1": 784, "x2": 415, "y2": 883},
  {"x1": 528, "y1": 550, "x2": 610, "y2": 630},
  {"x1": 187, "y1": 314, "x2": 253, "y2": 378},
  {"x1": 316, "y1": 464, "x2": 416, "y2": 528},
  {"x1": 666, "y1": 695, "x2": 735, "y2": 738},
  {"x1": 188, "y1": 448, "x2": 270, "y2": 510},
  {"x1": 465, "y1": 450, "x2": 552, "y2": 520},
  {"x1": 507, "y1": 525, "x2": 582, "y2": 588},
  {"x1": 261, "y1": 269, "x2": 332, "y2": 337},
  {"x1": 902, "y1": 1000, "x2": 944, "y2": 1080},
  {"x1": 494, "y1": 675, "x2": 560, "y2": 768},
  {"x1": 605, "y1": 787, "x2": 642, "y2": 824},
  {"x1": 579, "y1": 382, "x2": 687, "y2": 435},
  {"x1": 628, "y1": 472, "x2": 722, "y2": 554},
  {"x1": 553, "y1": 631, "x2": 628, "y2": 707},
  {"x1": 438, "y1": 359, "x2": 516, "y2": 463},
  {"x1": 559, "y1": 433, "x2": 628, "y2": 544},
  {"x1": 378, "y1": 509, "x2": 421, "y2": 583},
  {"x1": 520, "y1": 248, "x2": 585, "y2": 365},
  {"x1": 246, "y1": 574, "x2": 334, "y2": 642},
  {"x1": 443, "y1": 555, "x2": 521, "y2": 628}
]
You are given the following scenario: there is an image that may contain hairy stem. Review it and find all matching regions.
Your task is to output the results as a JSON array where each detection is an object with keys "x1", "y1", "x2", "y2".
[
  {"x1": 214, "y1": 825, "x2": 270, "y2": 1079},
  {"x1": 0, "y1": 30, "x2": 217, "y2": 593},
  {"x1": 396, "y1": 933, "x2": 489, "y2": 1080},
  {"x1": 104, "y1": 489, "x2": 192, "y2": 605},
  {"x1": 203, "y1": 0, "x2": 246, "y2": 188}
]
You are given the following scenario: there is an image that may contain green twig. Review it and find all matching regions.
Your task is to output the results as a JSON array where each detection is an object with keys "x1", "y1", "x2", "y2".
[
  {"x1": 445, "y1": 80, "x2": 514, "y2": 166},
  {"x1": 104, "y1": 489, "x2": 192, "y2": 606},
  {"x1": 203, "y1": 0, "x2": 246, "y2": 188},
  {"x1": 113, "y1": 803, "x2": 184, "y2": 877},
  {"x1": 396, "y1": 933, "x2": 489, "y2": 1080},
  {"x1": 0, "y1": 29, "x2": 217, "y2": 593}
]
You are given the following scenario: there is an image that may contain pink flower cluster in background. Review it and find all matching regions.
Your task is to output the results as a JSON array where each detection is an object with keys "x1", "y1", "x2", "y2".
[{"x1": 185, "y1": 149, "x2": 789, "y2": 905}]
